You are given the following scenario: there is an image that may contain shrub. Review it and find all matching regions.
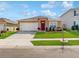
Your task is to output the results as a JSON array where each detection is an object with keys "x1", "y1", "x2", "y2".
[
  {"x1": 46, "y1": 27, "x2": 48, "y2": 31},
  {"x1": 49, "y1": 27, "x2": 52, "y2": 31},
  {"x1": 63, "y1": 27, "x2": 67, "y2": 30},
  {"x1": 71, "y1": 26, "x2": 75, "y2": 30},
  {"x1": 75, "y1": 25, "x2": 78, "y2": 30},
  {"x1": 71, "y1": 25, "x2": 79, "y2": 31}
]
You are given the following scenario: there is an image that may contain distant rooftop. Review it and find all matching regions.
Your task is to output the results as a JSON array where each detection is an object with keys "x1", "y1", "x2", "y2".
[{"x1": 0, "y1": 18, "x2": 17, "y2": 24}]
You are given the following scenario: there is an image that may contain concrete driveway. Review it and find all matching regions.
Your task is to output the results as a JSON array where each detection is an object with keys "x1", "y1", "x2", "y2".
[
  {"x1": 6, "y1": 31, "x2": 36, "y2": 39},
  {"x1": 0, "y1": 31, "x2": 36, "y2": 47}
]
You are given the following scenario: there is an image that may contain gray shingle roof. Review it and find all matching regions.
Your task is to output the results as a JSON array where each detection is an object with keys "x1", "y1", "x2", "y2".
[
  {"x1": 18, "y1": 16, "x2": 59, "y2": 21},
  {"x1": 18, "y1": 16, "x2": 48, "y2": 21}
]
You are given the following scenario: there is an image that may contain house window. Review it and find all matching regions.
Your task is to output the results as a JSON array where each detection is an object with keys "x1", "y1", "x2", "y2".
[
  {"x1": 72, "y1": 21, "x2": 79, "y2": 30},
  {"x1": 74, "y1": 10, "x2": 76, "y2": 16},
  {"x1": 74, "y1": 10, "x2": 79, "y2": 16},
  {"x1": 73, "y1": 20, "x2": 79, "y2": 26},
  {"x1": 73, "y1": 21, "x2": 76, "y2": 26}
]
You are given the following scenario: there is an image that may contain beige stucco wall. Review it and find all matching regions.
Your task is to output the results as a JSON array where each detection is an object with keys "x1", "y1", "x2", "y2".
[
  {"x1": 5, "y1": 23, "x2": 18, "y2": 32},
  {"x1": 6, "y1": 26, "x2": 17, "y2": 32},
  {"x1": 49, "y1": 21, "x2": 62, "y2": 28}
]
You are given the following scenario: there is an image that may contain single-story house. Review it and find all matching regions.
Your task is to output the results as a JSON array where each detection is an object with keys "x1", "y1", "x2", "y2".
[
  {"x1": 18, "y1": 16, "x2": 62, "y2": 31},
  {"x1": 60, "y1": 8, "x2": 79, "y2": 29},
  {"x1": 0, "y1": 18, "x2": 18, "y2": 32}
]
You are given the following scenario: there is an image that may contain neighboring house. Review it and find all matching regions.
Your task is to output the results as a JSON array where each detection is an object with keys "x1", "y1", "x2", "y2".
[
  {"x1": 18, "y1": 16, "x2": 62, "y2": 31},
  {"x1": 0, "y1": 18, "x2": 18, "y2": 32},
  {"x1": 60, "y1": 8, "x2": 79, "y2": 29}
]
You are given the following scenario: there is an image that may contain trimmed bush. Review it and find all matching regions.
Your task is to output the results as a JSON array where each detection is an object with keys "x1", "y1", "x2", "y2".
[
  {"x1": 49, "y1": 27, "x2": 52, "y2": 31},
  {"x1": 46, "y1": 27, "x2": 48, "y2": 31},
  {"x1": 71, "y1": 26, "x2": 75, "y2": 30},
  {"x1": 71, "y1": 25, "x2": 79, "y2": 30}
]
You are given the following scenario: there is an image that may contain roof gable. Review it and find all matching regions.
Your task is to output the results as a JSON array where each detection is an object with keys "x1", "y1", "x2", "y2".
[
  {"x1": 60, "y1": 8, "x2": 79, "y2": 18},
  {"x1": 60, "y1": 9, "x2": 72, "y2": 17}
]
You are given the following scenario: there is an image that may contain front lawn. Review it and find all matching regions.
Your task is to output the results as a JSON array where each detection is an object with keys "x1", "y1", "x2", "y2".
[
  {"x1": 32, "y1": 40, "x2": 79, "y2": 46},
  {"x1": 34, "y1": 31, "x2": 79, "y2": 38},
  {"x1": 68, "y1": 40, "x2": 79, "y2": 45},
  {"x1": 0, "y1": 31, "x2": 16, "y2": 39},
  {"x1": 31, "y1": 40, "x2": 62, "y2": 46}
]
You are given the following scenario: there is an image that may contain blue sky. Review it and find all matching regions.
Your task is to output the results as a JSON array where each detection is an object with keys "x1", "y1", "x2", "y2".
[{"x1": 0, "y1": 1, "x2": 79, "y2": 21}]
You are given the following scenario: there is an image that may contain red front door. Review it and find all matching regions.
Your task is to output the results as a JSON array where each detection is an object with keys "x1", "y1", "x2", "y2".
[{"x1": 41, "y1": 21, "x2": 45, "y2": 31}]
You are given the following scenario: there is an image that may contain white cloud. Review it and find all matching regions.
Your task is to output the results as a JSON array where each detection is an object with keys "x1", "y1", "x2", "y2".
[
  {"x1": 21, "y1": 10, "x2": 38, "y2": 18},
  {"x1": 21, "y1": 11, "x2": 30, "y2": 16},
  {"x1": 41, "y1": 1, "x2": 73, "y2": 10},
  {"x1": 62, "y1": 1, "x2": 73, "y2": 10},
  {"x1": 21, "y1": 4, "x2": 29, "y2": 9},
  {"x1": 41, "y1": 1, "x2": 56, "y2": 9},
  {"x1": 48, "y1": 1, "x2": 56, "y2": 5},
  {"x1": 41, "y1": 10, "x2": 56, "y2": 17},
  {"x1": 41, "y1": 4, "x2": 53, "y2": 9},
  {"x1": 56, "y1": 1, "x2": 74, "y2": 17},
  {"x1": 0, "y1": 2, "x2": 10, "y2": 12},
  {"x1": 32, "y1": 10, "x2": 37, "y2": 15}
]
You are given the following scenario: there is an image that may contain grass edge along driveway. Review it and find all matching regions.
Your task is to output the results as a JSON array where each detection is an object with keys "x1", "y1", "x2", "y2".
[
  {"x1": 0, "y1": 31, "x2": 16, "y2": 39},
  {"x1": 31, "y1": 40, "x2": 79, "y2": 46}
]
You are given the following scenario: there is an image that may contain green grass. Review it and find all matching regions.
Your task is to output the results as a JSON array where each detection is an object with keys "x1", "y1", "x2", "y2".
[
  {"x1": 31, "y1": 40, "x2": 62, "y2": 46},
  {"x1": 68, "y1": 40, "x2": 79, "y2": 45},
  {"x1": 34, "y1": 31, "x2": 79, "y2": 38},
  {"x1": 31, "y1": 40, "x2": 79, "y2": 46},
  {"x1": 0, "y1": 31, "x2": 16, "y2": 39}
]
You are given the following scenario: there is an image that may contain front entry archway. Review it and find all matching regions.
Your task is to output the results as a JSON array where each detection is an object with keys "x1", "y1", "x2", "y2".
[
  {"x1": 41, "y1": 20, "x2": 45, "y2": 31},
  {"x1": 38, "y1": 17, "x2": 48, "y2": 31}
]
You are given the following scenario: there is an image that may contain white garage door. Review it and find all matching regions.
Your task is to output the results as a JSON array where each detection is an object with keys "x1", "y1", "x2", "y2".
[
  {"x1": 20, "y1": 22, "x2": 38, "y2": 31},
  {"x1": 0, "y1": 24, "x2": 4, "y2": 31}
]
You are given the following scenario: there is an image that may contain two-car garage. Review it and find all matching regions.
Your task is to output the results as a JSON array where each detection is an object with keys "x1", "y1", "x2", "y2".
[{"x1": 19, "y1": 22, "x2": 38, "y2": 31}]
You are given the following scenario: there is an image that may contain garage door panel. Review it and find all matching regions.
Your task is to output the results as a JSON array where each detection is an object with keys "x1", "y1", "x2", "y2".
[{"x1": 20, "y1": 22, "x2": 38, "y2": 31}]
